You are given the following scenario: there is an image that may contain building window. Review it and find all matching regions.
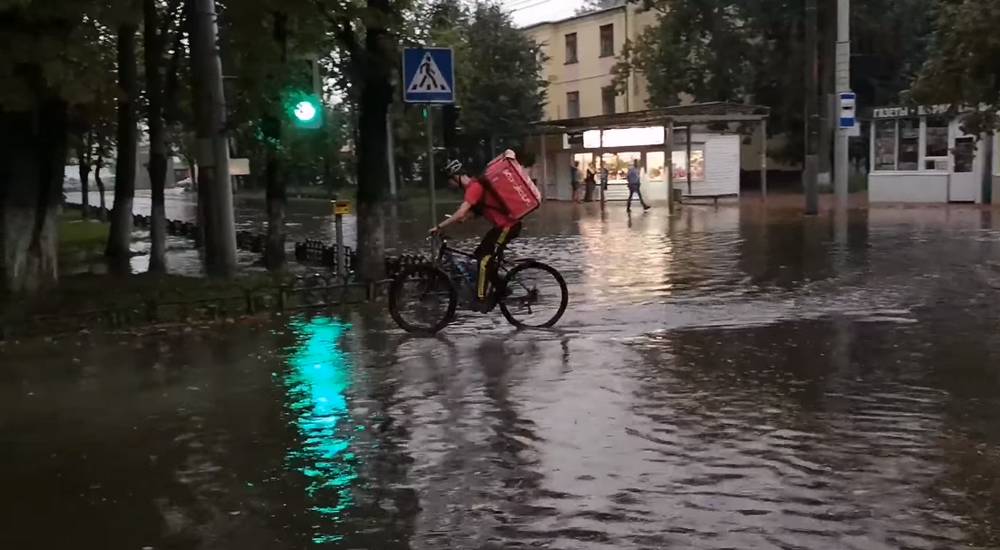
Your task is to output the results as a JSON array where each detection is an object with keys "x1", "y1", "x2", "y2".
[
  {"x1": 566, "y1": 91, "x2": 580, "y2": 119},
  {"x1": 898, "y1": 118, "x2": 920, "y2": 171},
  {"x1": 874, "y1": 120, "x2": 897, "y2": 171},
  {"x1": 599, "y1": 24, "x2": 614, "y2": 57},
  {"x1": 925, "y1": 116, "x2": 949, "y2": 169},
  {"x1": 565, "y1": 33, "x2": 578, "y2": 64},
  {"x1": 601, "y1": 86, "x2": 616, "y2": 115},
  {"x1": 672, "y1": 148, "x2": 706, "y2": 182}
]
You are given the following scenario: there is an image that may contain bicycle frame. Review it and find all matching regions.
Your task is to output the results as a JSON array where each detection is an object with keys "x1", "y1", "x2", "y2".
[{"x1": 431, "y1": 236, "x2": 515, "y2": 302}]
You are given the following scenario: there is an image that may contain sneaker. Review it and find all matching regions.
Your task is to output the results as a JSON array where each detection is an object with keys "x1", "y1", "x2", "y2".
[{"x1": 643, "y1": 205, "x2": 651, "y2": 211}]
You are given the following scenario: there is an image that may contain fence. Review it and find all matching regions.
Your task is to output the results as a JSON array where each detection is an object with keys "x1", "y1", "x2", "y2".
[
  {"x1": 64, "y1": 203, "x2": 431, "y2": 280},
  {"x1": 1, "y1": 275, "x2": 392, "y2": 340}
]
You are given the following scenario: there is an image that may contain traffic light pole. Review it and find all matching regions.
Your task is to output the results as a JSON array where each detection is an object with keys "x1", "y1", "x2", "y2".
[{"x1": 426, "y1": 106, "x2": 437, "y2": 224}]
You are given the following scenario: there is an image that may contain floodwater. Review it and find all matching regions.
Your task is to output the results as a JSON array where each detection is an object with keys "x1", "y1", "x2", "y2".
[{"x1": 6, "y1": 197, "x2": 1000, "y2": 549}]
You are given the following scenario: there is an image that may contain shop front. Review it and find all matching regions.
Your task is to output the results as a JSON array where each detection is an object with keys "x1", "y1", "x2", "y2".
[
  {"x1": 531, "y1": 103, "x2": 770, "y2": 205},
  {"x1": 869, "y1": 105, "x2": 998, "y2": 204}
]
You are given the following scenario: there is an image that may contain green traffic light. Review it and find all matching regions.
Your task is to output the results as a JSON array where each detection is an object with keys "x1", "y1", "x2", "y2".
[
  {"x1": 285, "y1": 91, "x2": 323, "y2": 129},
  {"x1": 294, "y1": 100, "x2": 318, "y2": 123}
]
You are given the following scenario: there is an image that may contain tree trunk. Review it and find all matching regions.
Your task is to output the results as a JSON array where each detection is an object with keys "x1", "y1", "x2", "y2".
[
  {"x1": 79, "y1": 154, "x2": 91, "y2": 219},
  {"x1": 0, "y1": 99, "x2": 68, "y2": 295},
  {"x1": 189, "y1": 0, "x2": 237, "y2": 277},
  {"x1": 354, "y1": 0, "x2": 394, "y2": 281},
  {"x1": 264, "y1": 136, "x2": 286, "y2": 271},
  {"x1": 145, "y1": 0, "x2": 168, "y2": 274},
  {"x1": 106, "y1": 23, "x2": 139, "y2": 270},
  {"x1": 95, "y1": 155, "x2": 108, "y2": 221},
  {"x1": 264, "y1": 13, "x2": 287, "y2": 272}
]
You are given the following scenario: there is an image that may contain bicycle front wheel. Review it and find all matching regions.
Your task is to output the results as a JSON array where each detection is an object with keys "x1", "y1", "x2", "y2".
[
  {"x1": 389, "y1": 265, "x2": 457, "y2": 334},
  {"x1": 499, "y1": 261, "x2": 568, "y2": 329}
]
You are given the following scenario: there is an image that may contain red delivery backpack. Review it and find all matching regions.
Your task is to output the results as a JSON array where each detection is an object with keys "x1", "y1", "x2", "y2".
[{"x1": 481, "y1": 152, "x2": 542, "y2": 221}]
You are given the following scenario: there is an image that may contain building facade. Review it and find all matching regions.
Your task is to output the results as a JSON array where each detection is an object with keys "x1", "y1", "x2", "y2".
[
  {"x1": 523, "y1": 7, "x2": 751, "y2": 203},
  {"x1": 523, "y1": 5, "x2": 656, "y2": 121}
]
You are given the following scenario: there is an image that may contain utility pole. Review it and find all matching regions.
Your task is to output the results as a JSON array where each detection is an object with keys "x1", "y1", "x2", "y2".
[
  {"x1": 804, "y1": 0, "x2": 820, "y2": 215},
  {"x1": 190, "y1": 0, "x2": 237, "y2": 276},
  {"x1": 834, "y1": 0, "x2": 851, "y2": 210}
]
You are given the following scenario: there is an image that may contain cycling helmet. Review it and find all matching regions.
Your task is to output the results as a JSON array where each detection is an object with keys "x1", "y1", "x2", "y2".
[{"x1": 444, "y1": 159, "x2": 465, "y2": 179}]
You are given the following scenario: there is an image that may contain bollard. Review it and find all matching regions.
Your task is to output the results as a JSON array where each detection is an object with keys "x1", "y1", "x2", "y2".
[{"x1": 333, "y1": 198, "x2": 351, "y2": 282}]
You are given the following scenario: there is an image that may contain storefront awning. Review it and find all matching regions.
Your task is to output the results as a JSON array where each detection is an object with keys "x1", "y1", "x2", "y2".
[{"x1": 531, "y1": 102, "x2": 770, "y2": 134}]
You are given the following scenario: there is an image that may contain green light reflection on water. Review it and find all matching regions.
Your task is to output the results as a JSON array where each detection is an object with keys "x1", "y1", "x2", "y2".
[{"x1": 283, "y1": 315, "x2": 359, "y2": 545}]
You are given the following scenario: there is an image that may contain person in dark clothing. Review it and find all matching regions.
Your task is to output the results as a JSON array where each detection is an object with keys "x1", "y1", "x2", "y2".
[
  {"x1": 583, "y1": 166, "x2": 596, "y2": 202},
  {"x1": 626, "y1": 160, "x2": 650, "y2": 213},
  {"x1": 570, "y1": 161, "x2": 582, "y2": 203}
]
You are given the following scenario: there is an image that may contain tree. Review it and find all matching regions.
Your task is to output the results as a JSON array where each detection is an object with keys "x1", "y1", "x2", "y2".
[
  {"x1": 613, "y1": 0, "x2": 937, "y2": 163},
  {"x1": 913, "y1": 0, "x2": 1000, "y2": 134},
  {"x1": 143, "y1": 0, "x2": 183, "y2": 274},
  {"x1": 420, "y1": 1, "x2": 547, "y2": 170},
  {"x1": 576, "y1": 0, "x2": 624, "y2": 15},
  {"x1": 452, "y1": 3, "x2": 547, "y2": 168},
  {"x1": 322, "y1": 0, "x2": 416, "y2": 281},
  {"x1": 613, "y1": 0, "x2": 803, "y2": 160},
  {"x1": 105, "y1": 20, "x2": 140, "y2": 269},
  {"x1": 0, "y1": 1, "x2": 111, "y2": 294}
]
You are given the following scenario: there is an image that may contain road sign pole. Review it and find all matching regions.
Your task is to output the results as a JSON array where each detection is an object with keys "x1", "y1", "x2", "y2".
[
  {"x1": 427, "y1": 106, "x2": 437, "y2": 225},
  {"x1": 834, "y1": 0, "x2": 852, "y2": 211}
]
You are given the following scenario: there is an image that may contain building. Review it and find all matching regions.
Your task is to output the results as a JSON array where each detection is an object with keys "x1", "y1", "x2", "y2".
[
  {"x1": 522, "y1": 6, "x2": 763, "y2": 202},
  {"x1": 868, "y1": 105, "x2": 999, "y2": 204},
  {"x1": 522, "y1": 4, "x2": 656, "y2": 121}
]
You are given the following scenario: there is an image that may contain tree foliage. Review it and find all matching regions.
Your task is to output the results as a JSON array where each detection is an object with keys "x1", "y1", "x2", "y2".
[
  {"x1": 614, "y1": 0, "x2": 937, "y2": 161},
  {"x1": 423, "y1": 0, "x2": 547, "y2": 170},
  {"x1": 913, "y1": 0, "x2": 1000, "y2": 133}
]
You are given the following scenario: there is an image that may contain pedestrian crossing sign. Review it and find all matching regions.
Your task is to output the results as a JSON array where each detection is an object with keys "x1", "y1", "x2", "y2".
[{"x1": 402, "y1": 47, "x2": 455, "y2": 104}]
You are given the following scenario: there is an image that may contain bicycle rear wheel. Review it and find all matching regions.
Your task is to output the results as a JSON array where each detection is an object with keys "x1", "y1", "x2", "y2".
[
  {"x1": 499, "y1": 261, "x2": 568, "y2": 329},
  {"x1": 389, "y1": 265, "x2": 457, "y2": 334}
]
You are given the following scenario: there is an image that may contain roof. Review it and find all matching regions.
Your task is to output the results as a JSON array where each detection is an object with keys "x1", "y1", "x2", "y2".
[
  {"x1": 531, "y1": 102, "x2": 771, "y2": 134},
  {"x1": 520, "y1": 4, "x2": 626, "y2": 32}
]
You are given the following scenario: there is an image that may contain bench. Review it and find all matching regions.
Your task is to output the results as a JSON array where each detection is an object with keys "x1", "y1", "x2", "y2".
[{"x1": 678, "y1": 193, "x2": 739, "y2": 207}]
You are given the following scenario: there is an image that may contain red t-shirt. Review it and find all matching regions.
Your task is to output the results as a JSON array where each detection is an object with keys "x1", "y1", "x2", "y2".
[{"x1": 465, "y1": 179, "x2": 517, "y2": 229}]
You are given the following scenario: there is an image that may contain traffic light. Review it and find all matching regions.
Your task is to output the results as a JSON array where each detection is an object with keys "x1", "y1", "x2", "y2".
[
  {"x1": 284, "y1": 56, "x2": 323, "y2": 130},
  {"x1": 443, "y1": 104, "x2": 461, "y2": 149},
  {"x1": 285, "y1": 90, "x2": 323, "y2": 129}
]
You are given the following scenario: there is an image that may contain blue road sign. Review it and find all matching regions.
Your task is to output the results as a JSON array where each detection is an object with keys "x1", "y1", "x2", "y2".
[
  {"x1": 839, "y1": 91, "x2": 857, "y2": 129},
  {"x1": 402, "y1": 47, "x2": 455, "y2": 104}
]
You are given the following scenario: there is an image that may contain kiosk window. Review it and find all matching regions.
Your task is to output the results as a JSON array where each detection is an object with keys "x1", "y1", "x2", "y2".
[
  {"x1": 898, "y1": 118, "x2": 919, "y2": 171},
  {"x1": 874, "y1": 120, "x2": 897, "y2": 171},
  {"x1": 926, "y1": 117, "x2": 949, "y2": 158}
]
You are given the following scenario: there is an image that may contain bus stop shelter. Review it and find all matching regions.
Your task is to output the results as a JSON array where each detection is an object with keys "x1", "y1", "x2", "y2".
[{"x1": 529, "y1": 102, "x2": 771, "y2": 210}]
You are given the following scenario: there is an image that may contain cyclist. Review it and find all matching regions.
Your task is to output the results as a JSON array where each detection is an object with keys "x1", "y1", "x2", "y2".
[{"x1": 429, "y1": 153, "x2": 522, "y2": 311}]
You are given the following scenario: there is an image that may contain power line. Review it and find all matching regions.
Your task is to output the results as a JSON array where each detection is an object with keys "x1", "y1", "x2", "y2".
[{"x1": 506, "y1": 0, "x2": 551, "y2": 13}]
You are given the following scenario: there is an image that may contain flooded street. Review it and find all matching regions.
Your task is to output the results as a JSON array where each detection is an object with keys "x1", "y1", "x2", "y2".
[{"x1": 5, "y1": 198, "x2": 1000, "y2": 548}]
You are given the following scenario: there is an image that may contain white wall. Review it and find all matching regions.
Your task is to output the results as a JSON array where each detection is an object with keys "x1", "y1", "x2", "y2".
[
  {"x1": 869, "y1": 173, "x2": 950, "y2": 203},
  {"x1": 700, "y1": 134, "x2": 740, "y2": 196}
]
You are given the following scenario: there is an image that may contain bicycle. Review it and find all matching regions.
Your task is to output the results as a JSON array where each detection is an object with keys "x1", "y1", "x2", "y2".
[{"x1": 388, "y1": 234, "x2": 569, "y2": 334}]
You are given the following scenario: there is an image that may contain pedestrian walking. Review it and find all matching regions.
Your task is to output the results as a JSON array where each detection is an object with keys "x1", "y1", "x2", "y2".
[
  {"x1": 570, "y1": 161, "x2": 582, "y2": 203},
  {"x1": 626, "y1": 160, "x2": 650, "y2": 213}
]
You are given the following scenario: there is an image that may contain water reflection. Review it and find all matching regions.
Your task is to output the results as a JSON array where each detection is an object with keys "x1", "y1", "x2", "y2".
[{"x1": 282, "y1": 316, "x2": 359, "y2": 545}]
